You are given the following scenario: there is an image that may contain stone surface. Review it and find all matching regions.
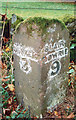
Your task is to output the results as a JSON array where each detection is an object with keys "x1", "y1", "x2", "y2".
[{"x1": 13, "y1": 17, "x2": 70, "y2": 116}]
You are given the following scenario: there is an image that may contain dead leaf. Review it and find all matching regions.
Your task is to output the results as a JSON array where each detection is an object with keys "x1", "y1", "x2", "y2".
[
  {"x1": 68, "y1": 79, "x2": 70, "y2": 83},
  {"x1": 54, "y1": 111, "x2": 58, "y2": 116},
  {"x1": 8, "y1": 84, "x2": 15, "y2": 91},
  {"x1": 8, "y1": 97, "x2": 12, "y2": 104},
  {"x1": 69, "y1": 67, "x2": 71, "y2": 69},
  {"x1": 5, "y1": 47, "x2": 11, "y2": 52},
  {"x1": 2, "y1": 63, "x2": 7, "y2": 69},
  {"x1": 67, "y1": 105, "x2": 70, "y2": 109}
]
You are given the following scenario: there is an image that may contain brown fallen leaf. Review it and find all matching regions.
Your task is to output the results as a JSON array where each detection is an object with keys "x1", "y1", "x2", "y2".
[
  {"x1": 8, "y1": 97, "x2": 13, "y2": 104},
  {"x1": 5, "y1": 47, "x2": 11, "y2": 52},
  {"x1": 54, "y1": 111, "x2": 58, "y2": 116},
  {"x1": 8, "y1": 84, "x2": 15, "y2": 91},
  {"x1": 2, "y1": 63, "x2": 7, "y2": 69}
]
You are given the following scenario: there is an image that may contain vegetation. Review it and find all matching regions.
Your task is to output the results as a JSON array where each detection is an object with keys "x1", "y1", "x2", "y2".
[
  {"x1": 15, "y1": 17, "x2": 66, "y2": 38},
  {"x1": 1, "y1": 2, "x2": 74, "y2": 19},
  {"x1": 11, "y1": 15, "x2": 23, "y2": 29},
  {"x1": 62, "y1": 15, "x2": 76, "y2": 64}
]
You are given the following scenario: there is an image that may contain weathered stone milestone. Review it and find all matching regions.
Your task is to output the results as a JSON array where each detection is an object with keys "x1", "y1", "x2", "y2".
[{"x1": 13, "y1": 17, "x2": 70, "y2": 116}]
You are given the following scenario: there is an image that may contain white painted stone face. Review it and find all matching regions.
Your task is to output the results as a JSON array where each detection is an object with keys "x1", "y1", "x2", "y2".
[{"x1": 13, "y1": 39, "x2": 68, "y2": 77}]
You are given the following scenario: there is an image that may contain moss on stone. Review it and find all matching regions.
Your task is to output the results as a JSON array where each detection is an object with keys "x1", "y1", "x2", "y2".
[
  {"x1": 25, "y1": 17, "x2": 66, "y2": 32},
  {"x1": 15, "y1": 17, "x2": 67, "y2": 37},
  {"x1": 62, "y1": 15, "x2": 76, "y2": 40},
  {"x1": 62, "y1": 15, "x2": 76, "y2": 25}
]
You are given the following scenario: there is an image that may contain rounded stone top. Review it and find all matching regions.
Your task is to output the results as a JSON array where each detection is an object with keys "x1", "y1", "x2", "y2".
[{"x1": 14, "y1": 17, "x2": 67, "y2": 34}]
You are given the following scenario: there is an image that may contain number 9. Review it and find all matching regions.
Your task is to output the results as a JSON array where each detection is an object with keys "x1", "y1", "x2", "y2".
[{"x1": 49, "y1": 60, "x2": 61, "y2": 78}]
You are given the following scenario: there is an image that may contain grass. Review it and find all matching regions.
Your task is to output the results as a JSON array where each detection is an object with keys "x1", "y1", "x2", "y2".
[{"x1": 0, "y1": 2, "x2": 75, "y2": 20}]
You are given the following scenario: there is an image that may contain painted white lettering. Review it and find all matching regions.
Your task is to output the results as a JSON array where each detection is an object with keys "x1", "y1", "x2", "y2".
[{"x1": 13, "y1": 39, "x2": 68, "y2": 77}]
